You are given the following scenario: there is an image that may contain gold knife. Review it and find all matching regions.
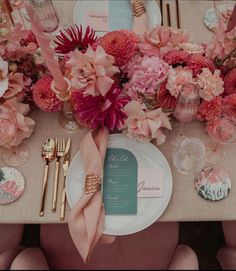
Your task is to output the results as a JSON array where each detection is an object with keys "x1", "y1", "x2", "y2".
[{"x1": 60, "y1": 138, "x2": 71, "y2": 221}]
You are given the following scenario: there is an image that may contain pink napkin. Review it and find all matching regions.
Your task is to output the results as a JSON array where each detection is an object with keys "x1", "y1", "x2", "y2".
[
  {"x1": 130, "y1": 0, "x2": 148, "y2": 36},
  {"x1": 68, "y1": 127, "x2": 114, "y2": 263}
]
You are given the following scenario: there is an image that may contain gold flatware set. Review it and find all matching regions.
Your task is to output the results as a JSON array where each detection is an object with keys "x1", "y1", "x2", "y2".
[{"x1": 40, "y1": 137, "x2": 71, "y2": 220}]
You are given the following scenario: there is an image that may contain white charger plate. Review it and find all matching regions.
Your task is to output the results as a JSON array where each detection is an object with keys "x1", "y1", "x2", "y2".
[
  {"x1": 73, "y1": 0, "x2": 162, "y2": 36},
  {"x1": 66, "y1": 134, "x2": 172, "y2": 236}
]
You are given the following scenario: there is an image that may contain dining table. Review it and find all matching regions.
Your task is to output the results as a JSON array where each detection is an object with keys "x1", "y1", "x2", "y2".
[{"x1": 0, "y1": 0, "x2": 235, "y2": 225}]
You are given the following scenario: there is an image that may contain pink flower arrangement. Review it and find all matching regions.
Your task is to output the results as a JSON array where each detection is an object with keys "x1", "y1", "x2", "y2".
[
  {"x1": 72, "y1": 84, "x2": 129, "y2": 131},
  {"x1": 66, "y1": 45, "x2": 119, "y2": 96},
  {"x1": 123, "y1": 101, "x2": 171, "y2": 145},
  {"x1": 197, "y1": 68, "x2": 224, "y2": 101},
  {"x1": 0, "y1": 98, "x2": 35, "y2": 148},
  {"x1": 99, "y1": 30, "x2": 137, "y2": 67},
  {"x1": 224, "y1": 68, "x2": 236, "y2": 94},
  {"x1": 3, "y1": 72, "x2": 24, "y2": 99},
  {"x1": 32, "y1": 76, "x2": 63, "y2": 112},
  {"x1": 124, "y1": 55, "x2": 170, "y2": 99}
]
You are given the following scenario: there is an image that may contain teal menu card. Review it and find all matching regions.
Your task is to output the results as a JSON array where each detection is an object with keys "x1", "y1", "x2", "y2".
[{"x1": 102, "y1": 148, "x2": 138, "y2": 215}]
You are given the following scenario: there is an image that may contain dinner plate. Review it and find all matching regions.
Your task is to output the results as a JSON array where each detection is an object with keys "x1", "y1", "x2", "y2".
[
  {"x1": 66, "y1": 134, "x2": 173, "y2": 236},
  {"x1": 73, "y1": 0, "x2": 162, "y2": 36}
]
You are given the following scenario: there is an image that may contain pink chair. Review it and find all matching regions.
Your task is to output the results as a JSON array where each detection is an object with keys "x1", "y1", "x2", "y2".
[
  {"x1": 39, "y1": 222, "x2": 199, "y2": 270},
  {"x1": 0, "y1": 224, "x2": 25, "y2": 269},
  {"x1": 217, "y1": 221, "x2": 236, "y2": 270}
]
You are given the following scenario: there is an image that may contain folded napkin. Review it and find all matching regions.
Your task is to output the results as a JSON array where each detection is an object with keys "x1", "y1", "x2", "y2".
[
  {"x1": 68, "y1": 127, "x2": 114, "y2": 263},
  {"x1": 130, "y1": 0, "x2": 148, "y2": 36}
]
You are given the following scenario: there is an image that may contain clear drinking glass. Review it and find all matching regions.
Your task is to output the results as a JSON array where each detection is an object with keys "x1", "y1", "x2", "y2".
[
  {"x1": 30, "y1": 0, "x2": 59, "y2": 33},
  {"x1": 2, "y1": 143, "x2": 29, "y2": 167},
  {"x1": 173, "y1": 137, "x2": 206, "y2": 176}
]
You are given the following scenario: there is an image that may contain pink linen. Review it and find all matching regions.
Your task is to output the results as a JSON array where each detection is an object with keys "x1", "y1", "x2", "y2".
[{"x1": 68, "y1": 128, "x2": 110, "y2": 263}]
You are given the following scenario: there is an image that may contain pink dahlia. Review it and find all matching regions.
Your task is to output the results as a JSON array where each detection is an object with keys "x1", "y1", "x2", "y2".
[
  {"x1": 54, "y1": 25, "x2": 98, "y2": 55},
  {"x1": 71, "y1": 84, "x2": 129, "y2": 131},
  {"x1": 99, "y1": 30, "x2": 137, "y2": 67},
  {"x1": 186, "y1": 54, "x2": 216, "y2": 76},
  {"x1": 222, "y1": 93, "x2": 236, "y2": 122},
  {"x1": 32, "y1": 76, "x2": 63, "y2": 112},
  {"x1": 124, "y1": 55, "x2": 170, "y2": 99},
  {"x1": 156, "y1": 80, "x2": 177, "y2": 110},
  {"x1": 197, "y1": 96, "x2": 223, "y2": 122},
  {"x1": 224, "y1": 68, "x2": 236, "y2": 94},
  {"x1": 163, "y1": 50, "x2": 190, "y2": 66}
]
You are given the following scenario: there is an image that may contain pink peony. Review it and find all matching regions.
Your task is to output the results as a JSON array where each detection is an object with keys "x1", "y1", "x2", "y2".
[
  {"x1": 3, "y1": 72, "x2": 24, "y2": 99},
  {"x1": 156, "y1": 81, "x2": 177, "y2": 110},
  {"x1": 166, "y1": 67, "x2": 194, "y2": 98},
  {"x1": 163, "y1": 50, "x2": 190, "y2": 66},
  {"x1": 197, "y1": 68, "x2": 224, "y2": 101},
  {"x1": 197, "y1": 97, "x2": 223, "y2": 122},
  {"x1": 66, "y1": 45, "x2": 119, "y2": 96},
  {"x1": 71, "y1": 84, "x2": 129, "y2": 131},
  {"x1": 122, "y1": 100, "x2": 171, "y2": 145},
  {"x1": 224, "y1": 68, "x2": 236, "y2": 94},
  {"x1": 169, "y1": 27, "x2": 189, "y2": 47},
  {"x1": 32, "y1": 76, "x2": 63, "y2": 112},
  {"x1": 222, "y1": 94, "x2": 236, "y2": 122},
  {"x1": 206, "y1": 117, "x2": 236, "y2": 143},
  {"x1": 124, "y1": 55, "x2": 170, "y2": 99},
  {"x1": 99, "y1": 30, "x2": 137, "y2": 67},
  {"x1": 186, "y1": 54, "x2": 216, "y2": 76},
  {"x1": 0, "y1": 98, "x2": 35, "y2": 148}
]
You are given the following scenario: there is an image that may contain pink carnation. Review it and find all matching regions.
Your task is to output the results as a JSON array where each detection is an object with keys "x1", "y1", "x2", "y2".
[
  {"x1": 197, "y1": 96, "x2": 223, "y2": 122},
  {"x1": 163, "y1": 50, "x2": 190, "y2": 66},
  {"x1": 197, "y1": 68, "x2": 224, "y2": 101},
  {"x1": 224, "y1": 68, "x2": 236, "y2": 94},
  {"x1": 166, "y1": 67, "x2": 194, "y2": 98},
  {"x1": 71, "y1": 84, "x2": 129, "y2": 131},
  {"x1": 186, "y1": 54, "x2": 216, "y2": 76},
  {"x1": 124, "y1": 56, "x2": 170, "y2": 99},
  {"x1": 222, "y1": 94, "x2": 236, "y2": 122},
  {"x1": 32, "y1": 76, "x2": 63, "y2": 112},
  {"x1": 99, "y1": 30, "x2": 137, "y2": 67}
]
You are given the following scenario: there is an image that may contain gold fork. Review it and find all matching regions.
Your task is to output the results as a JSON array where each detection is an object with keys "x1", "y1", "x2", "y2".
[{"x1": 52, "y1": 138, "x2": 65, "y2": 212}]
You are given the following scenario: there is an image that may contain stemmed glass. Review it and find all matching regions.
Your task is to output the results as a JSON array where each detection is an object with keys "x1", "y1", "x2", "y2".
[
  {"x1": 170, "y1": 83, "x2": 200, "y2": 147},
  {"x1": 10, "y1": 0, "x2": 27, "y2": 28}
]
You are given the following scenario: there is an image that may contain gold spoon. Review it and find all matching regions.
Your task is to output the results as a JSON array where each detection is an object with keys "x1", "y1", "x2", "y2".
[{"x1": 40, "y1": 138, "x2": 56, "y2": 216}]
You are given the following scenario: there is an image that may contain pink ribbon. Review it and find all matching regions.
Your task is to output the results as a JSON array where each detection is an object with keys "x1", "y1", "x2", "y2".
[{"x1": 68, "y1": 127, "x2": 114, "y2": 263}]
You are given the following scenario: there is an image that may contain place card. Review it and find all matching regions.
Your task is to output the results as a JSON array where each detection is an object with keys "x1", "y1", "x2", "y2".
[
  {"x1": 86, "y1": 10, "x2": 109, "y2": 32},
  {"x1": 102, "y1": 148, "x2": 137, "y2": 215},
  {"x1": 137, "y1": 167, "x2": 163, "y2": 198}
]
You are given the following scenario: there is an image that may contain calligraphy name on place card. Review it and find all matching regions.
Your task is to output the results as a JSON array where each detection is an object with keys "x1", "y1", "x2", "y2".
[
  {"x1": 137, "y1": 167, "x2": 163, "y2": 198},
  {"x1": 103, "y1": 148, "x2": 137, "y2": 215},
  {"x1": 86, "y1": 10, "x2": 109, "y2": 32}
]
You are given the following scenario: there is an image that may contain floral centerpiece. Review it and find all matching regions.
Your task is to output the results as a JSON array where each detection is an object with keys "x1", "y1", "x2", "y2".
[{"x1": 0, "y1": 3, "x2": 236, "y2": 147}]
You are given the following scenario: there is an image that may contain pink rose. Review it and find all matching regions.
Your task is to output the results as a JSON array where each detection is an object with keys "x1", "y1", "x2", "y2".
[
  {"x1": 66, "y1": 45, "x2": 119, "y2": 96},
  {"x1": 123, "y1": 101, "x2": 171, "y2": 145},
  {"x1": 0, "y1": 98, "x2": 35, "y2": 148}
]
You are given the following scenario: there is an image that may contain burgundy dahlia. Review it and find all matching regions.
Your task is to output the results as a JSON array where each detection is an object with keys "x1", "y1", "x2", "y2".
[
  {"x1": 72, "y1": 85, "x2": 130, "y2": 131},
  {"x1": 54, "y1": 25, "x2": 98, "y2": 54}
]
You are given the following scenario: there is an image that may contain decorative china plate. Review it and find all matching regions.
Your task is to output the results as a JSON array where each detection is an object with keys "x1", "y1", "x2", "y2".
[{"x1": 66, "y1": 134, "x2": 172, "y2": 236}]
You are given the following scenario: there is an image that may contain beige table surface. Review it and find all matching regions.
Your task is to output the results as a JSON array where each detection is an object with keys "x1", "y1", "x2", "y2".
[{"x1": 0, "y1": 0, "x2": 235, "y2": 223}]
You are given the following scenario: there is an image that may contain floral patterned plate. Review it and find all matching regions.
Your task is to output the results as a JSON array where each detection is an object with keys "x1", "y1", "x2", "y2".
[{"x1": 0, "y1": 167, "x2": 25, "y2": 205}]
